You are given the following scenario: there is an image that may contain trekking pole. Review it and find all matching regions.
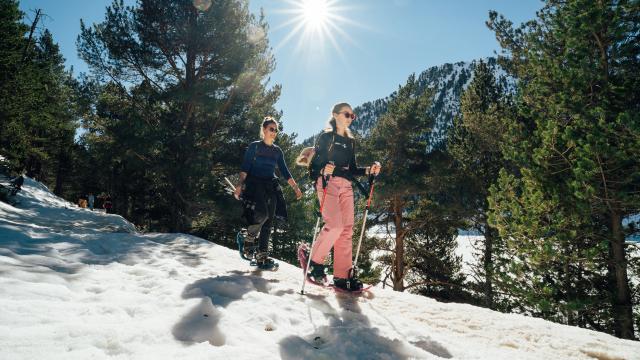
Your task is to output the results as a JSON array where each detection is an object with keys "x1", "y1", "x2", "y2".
[
  {"x1": 353, "y1": 167, "x2": 379, "y2": 275},
  {"x1": 301, "y1": 170, "x2": 332, "y2": 295},
  {"x1": 224, "y1": 177, "x2": 236, "y2": 192},
  {"x1": 224, "y1": 176, "x2": 236, "y2": 191}
]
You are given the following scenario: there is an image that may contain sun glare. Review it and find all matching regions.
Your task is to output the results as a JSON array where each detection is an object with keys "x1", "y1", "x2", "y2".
[
  {"x1": 273, "y1": 0, "x2": 359, "y2": 58},
  {"x1": 302, "y1": 0, "x2": 329, "y2": 29}
]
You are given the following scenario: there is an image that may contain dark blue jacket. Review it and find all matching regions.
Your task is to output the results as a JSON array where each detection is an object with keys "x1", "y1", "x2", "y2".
[{"x1": 241, "y1": 141, "x2": 292, "y2": 180}]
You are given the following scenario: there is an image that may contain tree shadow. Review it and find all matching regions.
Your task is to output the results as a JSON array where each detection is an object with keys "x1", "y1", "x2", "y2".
[
  {"x1": 1, "y1": 183, "x2": 137, "y2": 236},
  {"x1": 171, "y1": 296, "x2": 226, "y2": 346},
  {"x1": 0, "y1": 221, "x2": 210, "y2": 277},
  {"x1": 365, "y1": 298, "x2": 453, "y2": 359},
  {"x1": 0, "y1": 179, "x2": 162, "y2": 277},
  {"x1": 172, "y1": 273, "x2": 281, "y2": 346},
  {"x1": 181, "y1": 274, "x2": 278, "y2": 306},
  {"x1": 279, "y1": 290, "x2": 451, "y2": 359}
]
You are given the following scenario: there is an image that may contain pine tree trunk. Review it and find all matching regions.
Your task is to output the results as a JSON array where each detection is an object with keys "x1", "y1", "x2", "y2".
[
  {"x1": 53, "y1": 171, "x2": 63, "y2": 195},
  {"x1": 392, "y1": 197, "x2": 405, "y2": 292},
  {"x1": 169, "y1": 8, "x2": 198, "y2": 233},
  {"x1": 26, "y1": 157, "x2": 42, "y2": 181},
  {"x1": 53, "y1": 159, "x2": 64, "y2": 196},
  {"x1": 563, "y1": 252, "x2": 574, "y2": 326},
  {"x1": 483, "y1": 226, "x2": 495, "y2": 309},
  {"x1": 53, "y1": 147, "x2": 67, "y2": 196},
  {"x1": 126, "y1": 194, "x2": 133, "y2": 221},
  {"x1": 609, "y1": 211, "x2": 635, "y2": 339},
  {"x1": 22, "y1": 9, "x2": 41, "y2": 64},
  {"x1": 169, "y1": 184, "x2": 185, "y2": 232}
]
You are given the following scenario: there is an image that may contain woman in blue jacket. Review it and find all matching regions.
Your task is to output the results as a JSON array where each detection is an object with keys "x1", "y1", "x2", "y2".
[{"x1": 234, "y1": 117, "x2": 303, "y2": 267}]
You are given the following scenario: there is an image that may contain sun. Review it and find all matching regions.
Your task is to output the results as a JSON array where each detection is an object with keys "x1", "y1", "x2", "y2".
[
  {"x1": 301, "y1": 0, "x2": 330, "y2": 29},
  {"x1": 272, "y1": 0, "x2": 359, "y2": 58}
]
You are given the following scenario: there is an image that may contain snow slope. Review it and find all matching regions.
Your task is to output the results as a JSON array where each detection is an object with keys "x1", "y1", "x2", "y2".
[{"x1": 1, "y1": 178, "x2": 638, "y2": 360}]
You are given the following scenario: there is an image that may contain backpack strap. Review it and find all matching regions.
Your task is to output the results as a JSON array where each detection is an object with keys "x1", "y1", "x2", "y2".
[
  {"x1": 247, "y1": 142, "x2": 259, "y2": 177},
  {"x1": 328, "y1": 133, "x2": 335, "y2": 158}
]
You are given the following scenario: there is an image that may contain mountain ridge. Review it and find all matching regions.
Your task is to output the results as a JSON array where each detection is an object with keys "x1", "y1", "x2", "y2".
[{"x1": 301, "y1": 58, "x2": 500, "y2": 147}]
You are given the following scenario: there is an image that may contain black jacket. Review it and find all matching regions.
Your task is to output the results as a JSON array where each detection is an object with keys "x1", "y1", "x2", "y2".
[
  {"x1": 310, "y1": 131, "x2": 366, "y2": 181},
  {"x1": 243, "y1": 176, "x2": 288, "y2": 221}
]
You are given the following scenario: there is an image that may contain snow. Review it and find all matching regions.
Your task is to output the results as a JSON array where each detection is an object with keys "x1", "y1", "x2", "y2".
[
  {"x1": 625, "y1": 214, "x2": 640, "y2": 243},
  {"x1": 1, "y1": 178, "x2": 639, "y2": 360},
  {"x1": 455, "y1": 235, "x2": 483, "y2": 279}
]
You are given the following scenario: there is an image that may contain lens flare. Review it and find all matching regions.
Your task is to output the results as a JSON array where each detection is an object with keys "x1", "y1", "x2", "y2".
[
  {"x1": 193, "y1": 0, "x2": 212, "y2": 12},
  {"x1": 272, "y1": 0, "x2": 362, "y2": 60}
]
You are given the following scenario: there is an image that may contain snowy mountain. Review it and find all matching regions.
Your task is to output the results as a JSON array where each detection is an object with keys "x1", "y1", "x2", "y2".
[
  {"x1": 1, "y1": 178, "x2": 639, "y2": 359},
  {"x1": 303, "y1": 58, "x2": 501, "y2": 147}
]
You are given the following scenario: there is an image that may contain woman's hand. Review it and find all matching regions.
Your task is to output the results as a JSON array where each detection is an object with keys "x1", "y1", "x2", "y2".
[
  {"x1": 234, "y1": 184, "x2": 242, "y2": 200},
  {"x1": 370, "y1": 162, "x2": 382, "y2": 176},
  {"x1": 287, "y1": 178, "x2": 303, "y2": 200},
  {"x1": 322, "y1": 163, "x2": 335, "y2": 176}
]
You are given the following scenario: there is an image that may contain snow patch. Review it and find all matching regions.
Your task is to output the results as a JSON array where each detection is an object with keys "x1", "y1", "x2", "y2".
[{"x1": 1, "y1": 177, "x2": 638, "y2": 359}]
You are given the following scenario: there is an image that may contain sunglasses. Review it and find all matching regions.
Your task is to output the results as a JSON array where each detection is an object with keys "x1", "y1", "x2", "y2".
[
  {"x1": 339, "y1": 111, "x2": 357, "y2": 120},
  {"x1": 266, "y1": 127, "x2": 279, "y2": 133}
]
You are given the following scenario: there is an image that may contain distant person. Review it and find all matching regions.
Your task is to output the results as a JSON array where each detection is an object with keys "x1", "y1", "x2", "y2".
[
  {"x1": 10, "y1": 175, "x2": 24, "y2": 196},
  {"x1": 103, "y1": 195, "x2": 113, "y2": 213},
  {"x1": 87, "y1": 193, "x2": 95, "y2": 211}
]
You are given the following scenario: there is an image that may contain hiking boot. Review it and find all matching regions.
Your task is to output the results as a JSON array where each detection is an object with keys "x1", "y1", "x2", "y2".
[
  {"x1": 333, "y1": 277, "x2": 363, "y2": 292},
  {"x1": 306, "y1": 260, "x2": 327, "y2": 283},
  {"x1": 255, "y1": 251, "x2": 268, "y2": 261},
  {"x1": 241, "y1": 232, "x2": 258, "y2": 258},
  {"x1": 255, "y1": 251, "x2": 276, "y2": 267}
]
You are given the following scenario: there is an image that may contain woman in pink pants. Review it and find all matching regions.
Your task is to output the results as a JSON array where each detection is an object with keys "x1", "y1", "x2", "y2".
[{"x1": 307, "y1": 102, "x2": 381, "y2": 291}]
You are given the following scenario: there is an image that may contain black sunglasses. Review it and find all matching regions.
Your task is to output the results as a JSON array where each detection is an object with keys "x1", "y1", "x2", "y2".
[
  {"x1": 266, "y1": 127, "x2": 278, "y2": 133},
  {"x1": 339, "y1": 111, "x2": 357, "y2": 120}
]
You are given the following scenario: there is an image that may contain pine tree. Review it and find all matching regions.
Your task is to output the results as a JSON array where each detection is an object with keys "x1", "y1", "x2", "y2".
[
  {"x1": 487, "y1": 0, "x2": 640, "y2": 339},
  {"x1": 367, "y1": 74, "x2": 440, "y2": 292},
  {"x1": 26, "y1": 30, "x2": 78, "y2": 185},
  {"x1": 405, "y1": 149, "x2": 467, "y2": 301},
  {"x1": 78, "y1": 0, "x2": 279, "y2": 232},
  {"x1": 0, "y1": 3, "x2": 79, "y2": 191},
  {"x1": 79, "y1": 80, "x2": 167, "y2": 225},
  {"x1": 0, "y1": 0, "x2": 31, "y2": 170},
  {"x1": 448, "y1": 60, "x2": 511, "y2": 309}
]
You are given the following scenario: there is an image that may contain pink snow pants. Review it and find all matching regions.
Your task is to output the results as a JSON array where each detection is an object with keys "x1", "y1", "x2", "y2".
[{"x1": 311, "y1": 176, "x2": 354, "y2": 279}]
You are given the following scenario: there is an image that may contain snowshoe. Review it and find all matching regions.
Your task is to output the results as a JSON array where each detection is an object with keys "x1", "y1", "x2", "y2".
[
  {"x1": 307, "y1": 261, "x2": 327, "y2": 283},
  {"x1": 298, "y1": 243, "x2": 371, "y2": 294},
  {"x1": 297, "y1": 242, "x2": 328, "y2": 284},
  {"x1": 333, "y1": 277, "x2": 364, "y2": 292},
  {"x1": 331, "y1": 267, "x2": 370, "y2": 293},
  {"x1": 297, "y1": 242, "x2": 311, "y2": 270},
  {"x1": 237, "y1": 229, "x2": 258, "y2": 261},
  {"x1": 252, "y1": 252, "x2": 279, "y2": 271}
]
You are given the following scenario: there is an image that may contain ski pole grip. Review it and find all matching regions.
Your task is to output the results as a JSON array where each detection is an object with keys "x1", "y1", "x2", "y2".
[
  {"x1": 366, "y1": 173, "x2": 378, "y2": 207},
  {"x1": 321, "y1": 161, "x2": 334, "y2": 189},
  {"x1": 322, "y1": 175, "x2": 329, "y2": 189},
  {"x1": 372, "y1": 161, "x2": 381, "y2": 175},
  {"x1": 368, "y1": 161, "x2": 380, "y2": 183}
]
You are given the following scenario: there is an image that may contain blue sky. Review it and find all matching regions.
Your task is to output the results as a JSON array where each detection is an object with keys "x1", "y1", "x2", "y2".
[{"x1": 19, "y1": 0, "x2": 542, "y2": 141}]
